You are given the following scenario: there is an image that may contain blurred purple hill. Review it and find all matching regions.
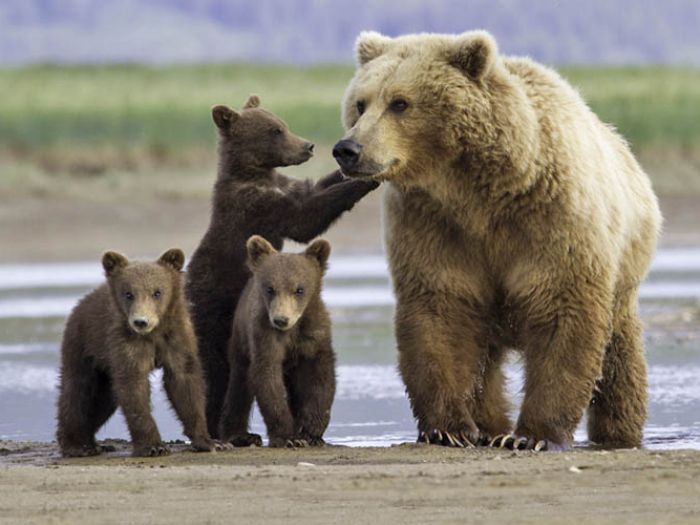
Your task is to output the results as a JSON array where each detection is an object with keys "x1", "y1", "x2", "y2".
[{"x1": 1, "y1": 0, "x2": 699, "y2": 65}]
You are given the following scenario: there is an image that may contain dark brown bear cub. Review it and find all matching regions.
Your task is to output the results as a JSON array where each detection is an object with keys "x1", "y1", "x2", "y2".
[
  {"x1": 219, "y1": 235, "x2": 336, "y2": 448},
  {"x1": 57, "y1": 249, "x2": 221, "y2": 457},
  {"x1": 187, "y1": 95, "x2": 377, "y2": 437}
]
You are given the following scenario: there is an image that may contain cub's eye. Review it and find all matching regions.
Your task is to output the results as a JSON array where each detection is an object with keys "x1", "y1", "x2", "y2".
[
  {"x1": 153, "y1": 290, "x2": 162, "y2": 299},
  {"x1": 272, "y1": 127, "x2": 283, "y2": 135},
  {"x1": 295, "y1": 287, "x2": 305, "y2": 296},
  {"x1": 266, "y1": 286, "x2": 275, "y2": 296},
  {"x1": 356, "y1": 100, "x2": 366, "y2": 115},
  {"x1": 389, "y1": 98, "x2": 409, "y2": 113},
  {"x1": 124, "y1": 291, "x2": 134, "y2": 301}
]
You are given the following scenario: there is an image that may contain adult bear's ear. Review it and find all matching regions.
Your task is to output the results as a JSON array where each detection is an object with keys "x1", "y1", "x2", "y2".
[
  {"x1": 243, "y1": 94, "x2": 260, "y2": 109},
  {"x1": 158, "y1": 248, "x2": 185, "y2": 272},
  {"x1": 356, "y1": 31, "x2": 392, "y2": 66},
  {"x1": 448, "y1": 30, "x2": 498, "y2": 81},
  {"x1": 304, "y1": 239, "x2": 331, "y2": 272},
  {"x1": 102, "y1": 251, "x2": 129, "y2": 276},
  {"x1": 212, "y1": 105, "x2": 240, "y2": 131},
  {"x1": 247, "y1": 235, "x2": 276, "y2": 269}
]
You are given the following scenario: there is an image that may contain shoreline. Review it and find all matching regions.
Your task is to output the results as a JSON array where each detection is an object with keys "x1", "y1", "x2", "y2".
[{"x1": 1, "y1": 441, "x2": 699, "y2": 524}]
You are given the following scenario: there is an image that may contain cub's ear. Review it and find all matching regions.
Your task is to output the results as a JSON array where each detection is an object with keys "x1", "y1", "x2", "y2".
[
  {"x1": 448, "y1": 30, "x2": 498, "y2": 81},
  {"x1": 212, "y1": 105, "x2": 240, "y2": 131},
  {"x1": 246, "y1": 235, "x2": 276, "y2": 269},
  {"x1": 102, "y1": 251, "x2": 129, "y2": 277},
  {"x1": 304, "y1": 239, "x2": 331, "y2": 272},
  {"x1": 158, "y1": 248, "x2": 185, "y2": 271},
  {"x1": 356, "y1": 31, "x2": 392, "y2": 66},
  {"x1": 243, "y1": 94, "x2": 260, "y2": 109}
]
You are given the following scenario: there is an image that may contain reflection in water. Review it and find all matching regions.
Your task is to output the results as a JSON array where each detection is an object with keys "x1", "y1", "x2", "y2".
[{"x1": 0, "y1": 250, "x2": 699, "y2": 449}]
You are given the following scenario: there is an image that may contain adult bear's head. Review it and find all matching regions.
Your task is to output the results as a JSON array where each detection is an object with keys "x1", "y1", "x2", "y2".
[{"x1": 333, "y1": 30, "x2": 539, "y2": 191}]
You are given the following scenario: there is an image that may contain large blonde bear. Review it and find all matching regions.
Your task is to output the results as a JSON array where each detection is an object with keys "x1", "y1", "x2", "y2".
[{"x1": 333, "y1": 30, "x2": 661, "y2": 450}]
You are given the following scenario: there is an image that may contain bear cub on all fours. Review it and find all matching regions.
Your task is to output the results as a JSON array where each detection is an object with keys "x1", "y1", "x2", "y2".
[
  {"x1": 187, "y1": 95, "x2": 378, "y2": 438},
  {"x1": 218, "y1": 235, "x2": 336, "y2": 448},
  {"x1": 57, "y1": 249, "x2": 223, "y2": 457}
]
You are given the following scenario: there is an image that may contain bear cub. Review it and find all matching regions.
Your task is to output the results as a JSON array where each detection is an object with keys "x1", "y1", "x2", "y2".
[
  {"x1": 57, "y1": 249, "x2": 222, "y2": 457},
  {"x1": 218, "y1": 235, "x2": 336, "y2": 448},
  {"x1": 187, "y1": 95, "x2": 377, "y2": 437}
]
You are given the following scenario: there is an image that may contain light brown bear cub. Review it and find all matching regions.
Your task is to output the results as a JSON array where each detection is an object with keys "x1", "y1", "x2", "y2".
[
  {"x1": 219, "y1": 236, "x2": 336, "y2": 448},
  {"x1": 57, "y1": 249, "x2": 222, "y2": 457}
]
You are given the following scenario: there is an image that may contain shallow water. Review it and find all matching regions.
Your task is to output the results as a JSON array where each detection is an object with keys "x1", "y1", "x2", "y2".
[{"x1": 0, "y1": 250, "x2": 699, "y2": 449}]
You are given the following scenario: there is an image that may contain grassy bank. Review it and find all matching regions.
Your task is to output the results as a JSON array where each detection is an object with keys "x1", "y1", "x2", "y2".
[{"x1": 1, "y1": 64, "x2": 699, "y2": 193}]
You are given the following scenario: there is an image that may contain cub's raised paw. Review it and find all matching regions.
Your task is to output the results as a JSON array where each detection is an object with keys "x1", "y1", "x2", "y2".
[
  {"x1": 417, "y1": 429, "x2": 480, "y2": 448},
  {"x1": 488, "y1": 434, "x2": 571, "y2": 452},
  {"x1": 228, "y1": 433, "x2": 263, "y2": 448},
  {"x1": 134, "y1": 442, "x2": 171, "y2": 457}
]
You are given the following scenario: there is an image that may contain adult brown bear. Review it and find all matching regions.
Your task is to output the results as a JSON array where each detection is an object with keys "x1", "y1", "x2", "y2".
[{"x1": 333, "y1": 30, "x2": 661, "y2": 450}]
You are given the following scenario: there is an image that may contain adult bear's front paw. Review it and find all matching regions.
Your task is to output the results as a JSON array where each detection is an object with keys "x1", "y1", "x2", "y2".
[
  {"x1": 417, "y1": 428, "x2": 482, "y2": 448},
  {"x1": 268, "y1": 436, "x2": 309, "y2": 448},
  {"x1": 488, "y1": 434, "x2": 571, "y2": 452},
  {"x1": 133, "y1": 442, "x2": 171, "y2": 457}
]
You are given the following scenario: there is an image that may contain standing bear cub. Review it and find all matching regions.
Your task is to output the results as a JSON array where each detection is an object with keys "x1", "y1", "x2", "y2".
[
  {"x1": 57, "y1": 249, "x2": 221, "y2": 457},
  {"x1": 218, "y1": 235, "x2": 336, "y2": 448},
  {"x1": 187, "y1": 95, "x2": 377, "y2": 438}
]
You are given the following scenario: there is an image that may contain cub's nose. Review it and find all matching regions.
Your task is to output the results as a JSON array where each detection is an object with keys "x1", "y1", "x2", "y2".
[
  {"x1": 332, "y1": 139, "x2": 362, "y2": 170},
  {"x1": 273, "y1": 316, "x2": 289, "y2": 329},
  {"x1": 305, "y1": 142, "x2": 315, "y2": 153},
  {"x1": 132, "y1": 318, "x2": 149, "y2": 330}
]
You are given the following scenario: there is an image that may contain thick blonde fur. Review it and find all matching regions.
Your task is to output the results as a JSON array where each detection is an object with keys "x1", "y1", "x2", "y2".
[{"x1": 339, "y1": 30, "x2": 661, "y2": 449}]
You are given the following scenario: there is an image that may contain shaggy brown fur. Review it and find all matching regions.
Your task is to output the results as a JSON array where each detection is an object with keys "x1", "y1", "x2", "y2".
[
  {"x1": 335, "y1": 30, "x2": 661, "y2": 450},
  {"x1": 186, "y1": 96, "x2": 376, "y2": 438},
  {"x1": 218, "y1": 236, "x2": 336, "y2": 448},
  {"x1": 56, "y1": 249, "x2": 221, "y2": 457}
]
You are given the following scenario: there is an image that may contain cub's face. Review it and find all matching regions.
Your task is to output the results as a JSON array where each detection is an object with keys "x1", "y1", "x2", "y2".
[
  {"x1": 335, "y1": 31, "x2": 504, "y2": 187},
  {"x1": 102, "y1": 249, "x2": 185, "y2": 335},
  {"x1": 246, "y1": 236, "x2": 330, "y2": 332},
  {"x1": 212, "y1": 95, "x2": 315, "y2": 169}
]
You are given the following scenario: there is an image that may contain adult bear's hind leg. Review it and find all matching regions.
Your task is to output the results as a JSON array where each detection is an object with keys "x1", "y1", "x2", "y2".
[{"x1": 587, "y1": 288, "x2": 647, "y2": 448}]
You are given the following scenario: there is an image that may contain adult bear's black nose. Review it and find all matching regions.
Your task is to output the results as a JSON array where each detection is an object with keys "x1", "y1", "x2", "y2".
[{"x1": 332, "y1": 139, "x2": 362, "y2": 170}]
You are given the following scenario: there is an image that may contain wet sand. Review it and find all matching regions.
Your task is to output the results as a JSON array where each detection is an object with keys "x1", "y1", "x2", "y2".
[{"x1": 1, "y1": 441, "x2": 699, "y2": 524}]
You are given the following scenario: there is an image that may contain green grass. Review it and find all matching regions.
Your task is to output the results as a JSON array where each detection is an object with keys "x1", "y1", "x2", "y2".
[{"x1": 0, "y1": 63, "x2": 699, "y2": 193}]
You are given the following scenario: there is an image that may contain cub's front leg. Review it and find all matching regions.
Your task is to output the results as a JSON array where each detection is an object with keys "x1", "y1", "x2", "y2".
[
  {"x1": 162, "y1": 322, "x2": 227, "y2": 452},
  {"x1": 111, "y1": 347, "x2": 169, "y2": 457},
  {"x1": 251, "y1": 337, "x2": 307, "y2": 448},
  {"x1": 288, "y1": 346, "x2": 336, "y2": 446}
]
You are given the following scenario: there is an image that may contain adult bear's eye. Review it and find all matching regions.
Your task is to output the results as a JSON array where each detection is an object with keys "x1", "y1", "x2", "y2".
[
  {"x1": 389, "y1": 97, "x2": 409, "y2": 113},
  {"x1": 266, "y1": 286, "x2": 275, "y2": 296},
  {"x1": 272, "y1": 127, "x2": 283, "y2": 135},
  {"x1": 356, "y1": 100, "x2": 366, "y2": 115},
  {"x1": 153, "y1": 290, "x2": 162, "y2": 299},
  {"x1": 295, "y1": 287, "x2": 305, "y2": 296},
  {"x1": 125, "y1": 291, "x2": 134, "y2": 301}
]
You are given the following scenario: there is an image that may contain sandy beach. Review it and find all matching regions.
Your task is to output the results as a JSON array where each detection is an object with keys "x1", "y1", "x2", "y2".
[{"x1": 0, "y1": 441, "x2": 699, "y2": 524}]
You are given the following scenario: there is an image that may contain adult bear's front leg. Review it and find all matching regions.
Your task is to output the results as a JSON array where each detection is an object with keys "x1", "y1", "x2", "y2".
[
  {"x1": 396, "y1": 293, "x2": 485, "y2": 447},
  {"x1": 510, "y1": 279, "x2": 612, "y2": 451}
]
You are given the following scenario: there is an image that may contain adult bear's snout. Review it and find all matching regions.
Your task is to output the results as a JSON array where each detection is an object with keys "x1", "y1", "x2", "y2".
[{"x1": 332, "y1": 139, "x2": 362, "y2": 171}]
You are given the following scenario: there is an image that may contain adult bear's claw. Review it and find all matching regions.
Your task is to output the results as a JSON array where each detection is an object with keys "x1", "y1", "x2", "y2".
[
  {"x1": 417, "y1": 429, "x2": 477, "y2": 448},
  {"x1": 488, "y1": 434, "x2": 559, "y2": 451}
]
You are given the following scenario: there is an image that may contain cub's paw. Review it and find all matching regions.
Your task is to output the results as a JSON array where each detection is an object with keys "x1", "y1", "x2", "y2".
[
  {"x1": 268, "y1": 436, "x2": 309, "y2": 449},
  {"x1": 488, "y1": 434, "x2": 571, "y2": 452},
  {"x1": 133, "y1": 442, "x2": 171, "y2": 457},
  {"x1": 227, "y1": 433, "x2": 263, "y2": 448},
  {"x1": 417, "y1": 429, "x2": 481, "y2": 448}
]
